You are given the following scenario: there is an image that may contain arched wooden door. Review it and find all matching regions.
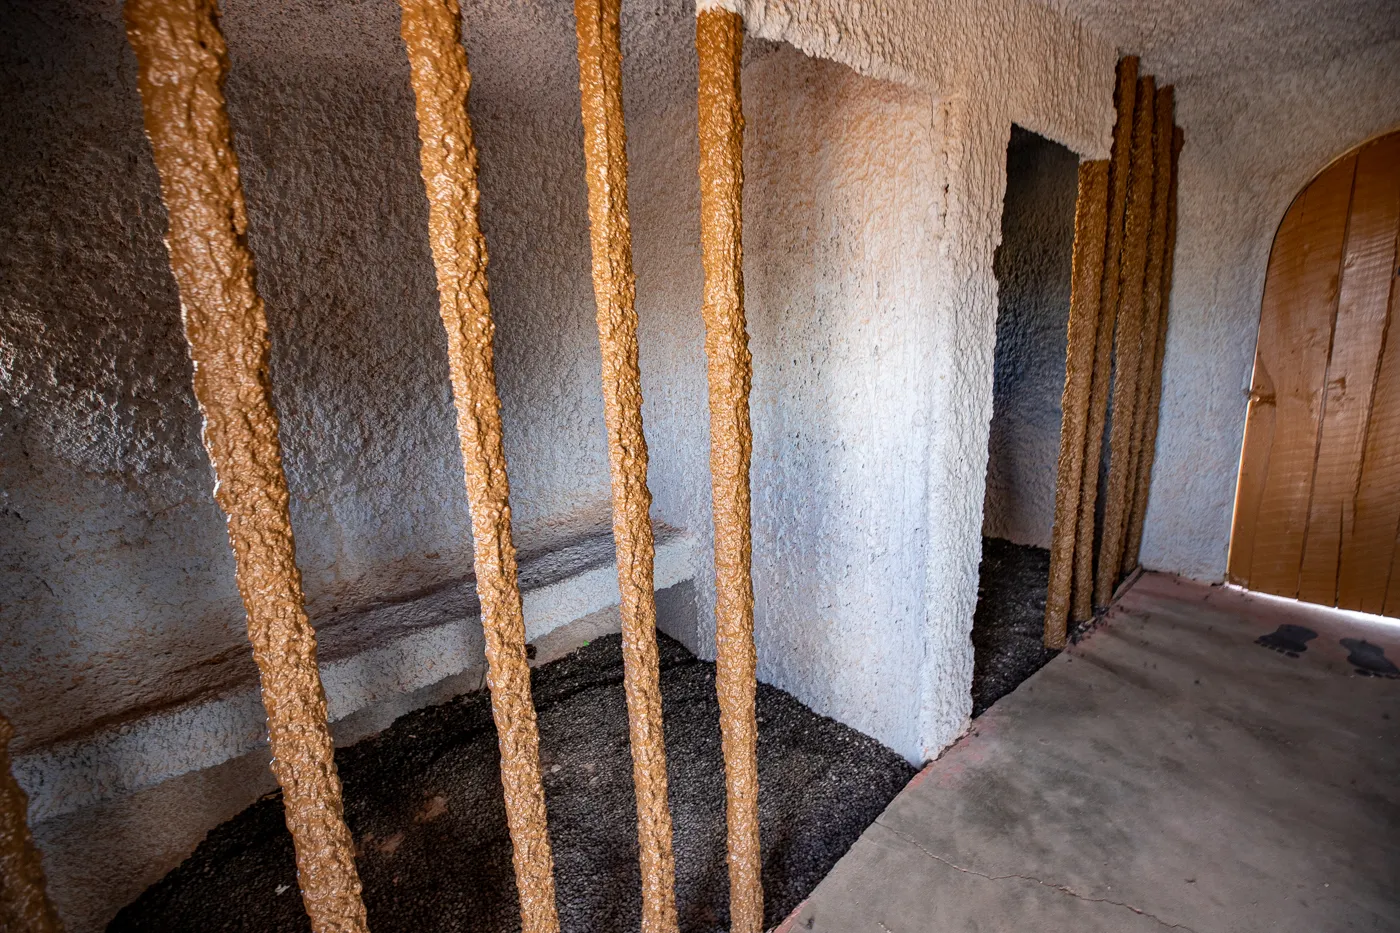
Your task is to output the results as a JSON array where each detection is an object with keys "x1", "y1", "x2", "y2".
[{"x1": 1229, "y1": 130, "x2": 1400, "y2": 613}]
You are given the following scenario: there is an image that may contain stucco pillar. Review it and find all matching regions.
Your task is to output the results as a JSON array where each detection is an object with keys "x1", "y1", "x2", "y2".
[
  {"x1": 1045, "y1": 159, "x2": 1111, "y2": 648},
  {"x1": 1124, "y1": 94, "x2": 1178, "y2": 575},
  {"x1": 1096, "y1": 76, "x2": 1158, "y2": 607},
  {"x1": 697, "y1": 9, "x2": 762, "y2": 933},
  {"x1": 918, "y1": 95, "x2": 1011, "y2": 759},
  {"x1": 397, "y1": 2, "x2": 559, "y2": 931},
  {"x1": 572, "y1": 0, "x2": 679, "y2": 930},
  {"x1": 122, "y1": 3, "x2": 368, "y2": 930},
  {"x1": 1128, "y1": 126, "x2": 1184, "y2": 573},
  {"x1": 1074, "y1": 57, "x2": 1139, "y2": 621}
]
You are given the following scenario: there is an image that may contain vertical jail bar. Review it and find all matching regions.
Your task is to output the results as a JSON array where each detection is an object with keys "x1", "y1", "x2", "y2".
[
  {"x1": 696, "y1": 10, "x2": 763, "y2": 933},
  {"x1": 1121, "y1": 88, "x2": 1176, "y2": 577},
  {"x1": 1125, "y1": 126, "x2": 1184, "y2": 573},
  {"x1": 122, "y1": 4, "x2": 369, "y2": 931},
  {"x1": 396, "y1": 3, "x2": 559, "y2": 930},
  {"x1": 1043, "y1": 160, "x2": 1112, "y2": 648},
  {"x1": 1072, "y1": 57, "x2": 1139, "y2": 622},
  {"x1": 572, "y1": 1, "x2": 680, "y2": 930},
  {"x1": 0, "y1": 715, "x2": 62, "y2": 933},
  {"x1": 1095, "y1": 77, "x2": 1158, "y2": 607}
]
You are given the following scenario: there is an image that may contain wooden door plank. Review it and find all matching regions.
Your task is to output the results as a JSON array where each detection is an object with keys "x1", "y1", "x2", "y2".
[
  {"x1": 1384, "y1": 268, "x2": 1400, "y2": 616},
  {"x1": 1303, "y1": 135, "x2": 1400, "y2": 606},
  {"x1": 1229, "y1": 181, "x2": 1321, "y2": 585},
  {"x1": 1338, "y1": 137, "x2": 1400, "y2": 612},
  {"x1": 1373, "y1": 263, "x2": 1400, "y2": 615},
  {"x1": 1232, "y1": 154, "x2": 1356, "y2": 596},
  {"x1": 1342, "y1": 139, "x2": 1400, "y2": 614},
  {"x1": 1227, "y1": 359, "x2": 1276, "y2": 586}
]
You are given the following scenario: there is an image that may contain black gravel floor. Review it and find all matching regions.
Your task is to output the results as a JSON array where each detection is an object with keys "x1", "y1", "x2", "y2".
[
  {"x1": 111, "y1": 633, "x2": 915, "y2": 933},
  {"x1": 971, "y1": 537, "x2": 1059, "y2": 718}
]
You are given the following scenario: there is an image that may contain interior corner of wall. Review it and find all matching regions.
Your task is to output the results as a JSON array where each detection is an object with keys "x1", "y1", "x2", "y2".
[{"x1": 926, "y1": 713, "x2": 972, "y2": 764}]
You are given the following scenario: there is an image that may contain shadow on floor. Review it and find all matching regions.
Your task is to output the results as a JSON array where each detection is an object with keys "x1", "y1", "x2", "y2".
[
  {"x1": 110, "y1": 634, "x2": 914, "y2": 933},
  {"x1": 971, "y1": 537, "x2": 1058, "y2": 717}
]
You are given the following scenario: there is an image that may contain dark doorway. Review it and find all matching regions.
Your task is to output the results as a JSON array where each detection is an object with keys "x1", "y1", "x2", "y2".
[{"x1": 974, "y1": 126, "x2": 1080, "y2": 716}]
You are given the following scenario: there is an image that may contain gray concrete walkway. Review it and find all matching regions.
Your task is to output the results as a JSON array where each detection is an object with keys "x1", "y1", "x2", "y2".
[{"x1": 778, "y1": 573, "x2": 1400, "y2": 932}]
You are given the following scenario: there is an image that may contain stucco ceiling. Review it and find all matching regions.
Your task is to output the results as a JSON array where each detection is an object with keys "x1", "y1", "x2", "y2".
[{"x1": 1048, "y1": 0, "x2": 1400, "y2": 83}]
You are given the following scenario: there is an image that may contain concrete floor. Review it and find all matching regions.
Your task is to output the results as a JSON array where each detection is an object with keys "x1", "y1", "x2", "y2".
[{"x1": 778, "y1": 572, "x2": 1400, "y2": 932}]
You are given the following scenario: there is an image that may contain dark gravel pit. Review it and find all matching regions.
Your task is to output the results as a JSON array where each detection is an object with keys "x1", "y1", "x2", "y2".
[
  {"x1": 110, "y1": 633, "x2": 915, "y2": 933},
  {"x1": 971, "y1": 537, "x2": 1059, "y2": 717}
]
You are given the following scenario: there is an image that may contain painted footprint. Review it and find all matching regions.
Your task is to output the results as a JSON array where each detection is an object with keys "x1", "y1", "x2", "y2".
[
  {"x1": 1256, "y1": 624, "x2": 1318, "y2": 658},
  {"x1": 1340, "y1": 638, "x2": 1400, "y2": 679}
]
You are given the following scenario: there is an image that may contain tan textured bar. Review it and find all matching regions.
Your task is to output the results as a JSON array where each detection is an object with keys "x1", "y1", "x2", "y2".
[
  {"x1": 123, "y1": 4, "x2": 368, "y2": 931},
  {"x1": 1072, "y1": 56, "x2": 1138, "y2": 622},
  {"x1": 697, "y1": 11, "x2": 763, "y2": 933},
  {"x1": 398, "y1": 3, "x2": 559, "y2": 931},
  {"x1": 0, "y1": 715, "x2": 62, "y2": 933},
  {"x1": 1043, "y1": 159, "x2": 1111, "y2": 649},
  {"x1": 1121, "y1": 88, "x2": 1176, "y2": 576},
  {"x1": 1094, "y1": 77, "x2": 1158, "y2": 608},
  {"x1": 572, "y1": 1, "x2": 680, "y2": 930},
  {"x1": 1126, "y1": 125, "x2": 1184, "y2": 573}
]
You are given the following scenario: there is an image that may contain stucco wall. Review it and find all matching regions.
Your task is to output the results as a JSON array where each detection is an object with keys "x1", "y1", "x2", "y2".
[
  {"x1": 702, "y1": 0, "x2": 1115, "y2": 760},
  {"x1": 0, "y1": 0, "x2": 671, "y2": 753},
  {"x1": 636, "y1": 40, "x2": 945, "y2": 760},
  {"x1": 3, "y1": 0, "x2": 1117, "y2": 782},
  {"x1": 1139, "y1": 40, "x2": 1400, "y2": 581},
  {"x1": 983, "y1": 127, "x2": 1080, "y2": 548}
]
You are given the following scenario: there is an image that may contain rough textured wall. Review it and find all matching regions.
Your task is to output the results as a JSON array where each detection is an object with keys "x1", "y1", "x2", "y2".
[
  {"x1": 699, "y1": 0, "x2": 1116, "y2": 159},
  {"x1": 694, "y1": 0, "x2": 1115, "y2": 761},
  {"x1": 1048, "y1": 0, "x2": 1400, "y2": 85},
  {"x1": 2, "y1": 0, "x2": 1116, "y2": 773},
  {"x1": 631, "y1": 40, "x2": 940, "y2": 758},
  {"x1": 983, "y1": 127, "x2": 1080, "y2": 548},
  {"x1": 0, "y1": 0, "x2": 701, "y2": 751},
  {"x1": 3, "y1": 1, "x2": 250, "y2": 752},
  {"x1": 742, "y1": 51, "x2": 939, "y2": 757},
  {"x1": 1141, "y1": 43, "x2": 1400, "y2": 581}
]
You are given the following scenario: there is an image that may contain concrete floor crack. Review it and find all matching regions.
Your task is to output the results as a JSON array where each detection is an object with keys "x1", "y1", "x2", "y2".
[{"x1": 877, "y1": 822, "x2": 1204, "y2": 933}]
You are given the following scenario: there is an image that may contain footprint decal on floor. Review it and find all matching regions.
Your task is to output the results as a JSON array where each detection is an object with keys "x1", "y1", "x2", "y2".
[
  {"x1": 1256, "y1": 624, "x2": 1317, "y2": 658},
  {"x1": 1339, "y1": 638, "x2": 1400, "y2": 678}
]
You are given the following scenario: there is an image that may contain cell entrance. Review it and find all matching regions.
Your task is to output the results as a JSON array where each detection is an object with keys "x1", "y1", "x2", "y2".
[{"x1": 974, "y1": 126, "x2": 1080, "y2": 716}]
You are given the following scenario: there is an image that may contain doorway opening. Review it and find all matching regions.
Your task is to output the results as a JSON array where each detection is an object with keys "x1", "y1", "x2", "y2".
[{"x1": 974, "y1": 125, "x2": 1081, "y2": 716}]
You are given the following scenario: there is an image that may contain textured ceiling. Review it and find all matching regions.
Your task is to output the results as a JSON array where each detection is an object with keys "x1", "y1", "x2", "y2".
[{"x1": 1046, "y1": 0, "x2": 1400, "y2": 82}]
